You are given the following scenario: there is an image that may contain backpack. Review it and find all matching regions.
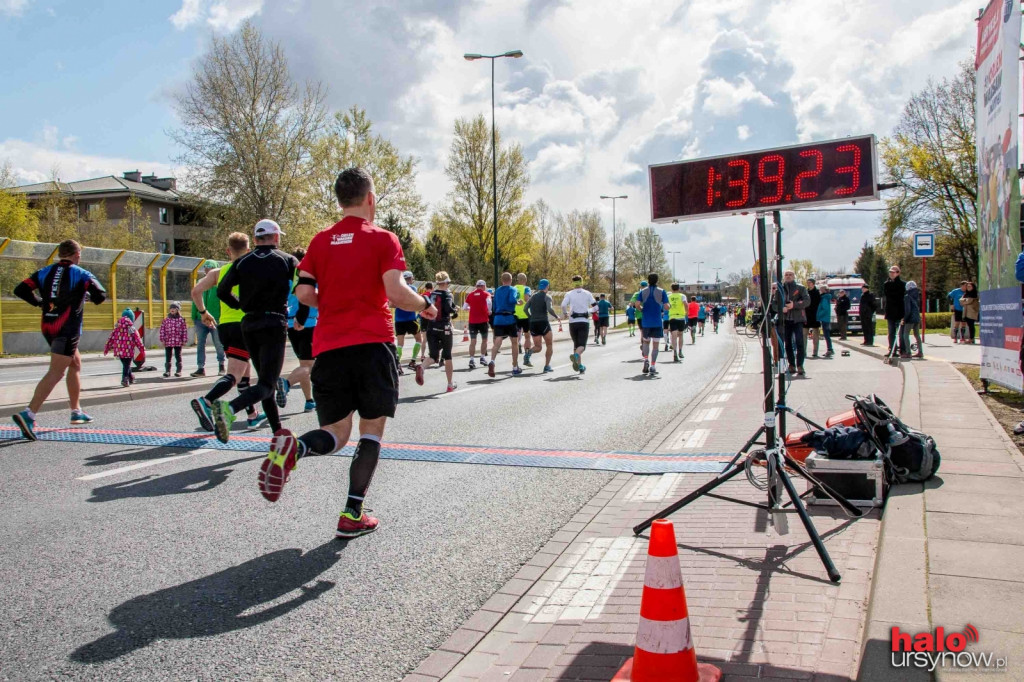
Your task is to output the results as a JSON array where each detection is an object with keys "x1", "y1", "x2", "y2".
[
  {"x1": 800, "y1": 425, "x2": 874, "y2": 459},
  {"x1": 848, "y1": 394, "x2": 941, "y2": 483}
]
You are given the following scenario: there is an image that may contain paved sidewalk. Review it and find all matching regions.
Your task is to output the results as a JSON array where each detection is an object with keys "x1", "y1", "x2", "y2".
[
  {"x1": 839, "y1": 339, "x2": 1024, "y2": 681},
  {"x1": 406, "y1": 336, "x2": 903, "y2": 681}
]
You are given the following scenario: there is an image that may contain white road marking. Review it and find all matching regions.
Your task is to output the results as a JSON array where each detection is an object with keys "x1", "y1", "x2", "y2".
[
  {"x1": 693, "y1": 407, "x2": 722, "y2": 422},
  {"x1": 77, "y1": 449, "x2": 215, "y2": 481},
  {"x1": 705, "y1": 392, "x2": 733, "y2": 403},
  {"x1": 436, "y1": 385, "x2": 484, "y2": 399},
  {"x1": 684, "y1": 429, "x2": 709, "y2": 449}
]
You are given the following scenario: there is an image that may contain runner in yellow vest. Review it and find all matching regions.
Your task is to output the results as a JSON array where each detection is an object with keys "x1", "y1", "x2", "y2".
[
  {"x1": 188, "y1": 232, "x2": 265, "y2": 431},
  {"x1": 514, "y1": 273, "x2": 534, "y2": 366},
  {"x1": 667, "y1": 283, "x2": 688, "y2": 363}
]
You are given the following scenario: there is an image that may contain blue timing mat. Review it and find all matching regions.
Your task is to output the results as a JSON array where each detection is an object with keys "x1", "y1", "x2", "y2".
[{"x1": 0, "y1": 426, "x2": 732, "y2": 474}]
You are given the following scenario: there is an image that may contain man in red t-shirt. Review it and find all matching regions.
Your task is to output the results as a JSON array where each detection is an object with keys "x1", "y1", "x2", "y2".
[
  {"x1": 463, "y1": 279, "x2": 491, "y2": 368},
  {"x1": 257, "y1": 167, "x2": 437, "y2": 540}
]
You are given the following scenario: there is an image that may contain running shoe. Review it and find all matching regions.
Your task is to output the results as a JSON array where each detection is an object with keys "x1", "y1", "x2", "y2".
[
  {"x1": 642, "y1": 358, "x2": 650, "y2": 374},
  {"x1": 543, "y1": 365, "x2": 554, "y2": 373},
  {"x1": 469, "y1": 359, "x2": 476, "y2": 369},
  {"x1": 446, "y1": 383, "x2": 457, "y2": 393},
  {"x1": 336, "y1": 509, "x2": 380, "y2": 539},
  {"x1": 480, "y1": 356, "x2": 488, "y2": 365},
  {"x1": 12, "y1": 410, "x2": 36, "y2": 441},
  {"x1": 523, "y1": 350, "x2": 533, "y2": 367},
  {"x1": 304, "y1": 399, "x2": 316, "y2": 413},
  {"x1": 190, "y1": 397, "x2": 215, "y2": 432},
  {"x1": 578, "y1": 364, "x2": 586, "y2": 374},
  {"x1": 212, "y1": 400, "x2": 236, "y2": 443},
  {"x1": 247, "y1": 413, "x2": 269, "y2": 429},
  {"x1": 649, "y1": 366, "x2": 659, "y2": 377},
  {"x1": 570, "y1": 353, "x2": 580, "y2": 372},
  {"x1": 275, "y1": 377, "x2": 289, "y2": 408},
  {"x1": 70, "y1": 411, "x2": 93, "y2": 425},
  {"x1": 512, "y1": 366, "x2": 523, "y2": 376},
  {"x1": 407, "y1": 359, "x2": 417, "y2": 369},
  {"x1": 415, "y1": 363, "x2": 425, "y2": 386},
  {"x1": 258, "y1": 429, "x2": 298, "y2": 502},
  {"x1": 487, "y1": 361, "x2": 496, "y2": 378}
]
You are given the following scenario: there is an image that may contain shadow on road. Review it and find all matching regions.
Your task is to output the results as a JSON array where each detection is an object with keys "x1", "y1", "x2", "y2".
[
  {"x1": 86, "y1": 456, "x2": 262, "y2": 502},
  {"x1": 70, "y1": 540, "x2": 348, "y2": 664}
]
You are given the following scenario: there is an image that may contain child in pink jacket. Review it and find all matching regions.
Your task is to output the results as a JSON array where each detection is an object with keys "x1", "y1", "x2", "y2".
[
  {"x1": 104, "y1": 309, "x2": 145, "y2": 387},
  {"x1": 159, "y1": 302, "x2": 189, "y2": 377}
]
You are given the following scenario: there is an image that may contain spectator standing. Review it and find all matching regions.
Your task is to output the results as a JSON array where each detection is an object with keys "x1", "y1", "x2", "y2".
[
  {"x1": 948, "y1": 281, "x2": 966, "y2": 343},
  {"x1": 961, "y1": 281, "x2": 979, "y2": 344},
  {"x1": 781, "y1": 270, "x2": 809, "y2": 376},
  {"x1": 160, "y1": 302, "x2": 189, "y2": 378},
  {"x1": 805, "y1": 277, "x2": 821, "y2": 358},
  {"x1": 816, "y1": 284, "x2": 834, "y2": 358},
  {"x1": 903, "y1": 281, "x2": 923, "y2": 359},
  {"x1": 859, "y1": 284, "x2": 877, "y2": 346},
  {"x1": 191, "y1": 260, "x2": 225, "y2": 377},
  {"x1": 835, "y1": 289, "x2": 851, "y2": 340},
  {"x1": 883, "y1": 265, "x2": 907, "y2": 356},
  {"x1": 104, "y1": 309, "x2": 145, "y2": 387}
]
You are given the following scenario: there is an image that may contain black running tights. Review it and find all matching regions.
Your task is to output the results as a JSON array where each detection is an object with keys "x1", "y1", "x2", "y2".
[{"x1": 230, "y1": 324, "x2": 286, "y2": 431}]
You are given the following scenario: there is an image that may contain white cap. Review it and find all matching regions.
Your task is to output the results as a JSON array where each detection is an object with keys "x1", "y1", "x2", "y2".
[
  {"x1": 475, "y1": 279, "x2": 486, "y2": 287},
  {"x1": 254, "y1": 219, "x2": 284, "y2": 237},
  {"x1": 403, "y1": 270, "x2": 414, "y2": 280}
]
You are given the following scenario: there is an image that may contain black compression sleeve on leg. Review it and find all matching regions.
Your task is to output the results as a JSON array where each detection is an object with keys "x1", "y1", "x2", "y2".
[
  {"x1": 345, "y1": 436, "x2": 381, "y2": 516},
  {"x1": 297, "y1": 429, "x2": 338, "y2": 459},
  {"x1": 205, "y1": 373, "x2": 236, "y2": 402}
]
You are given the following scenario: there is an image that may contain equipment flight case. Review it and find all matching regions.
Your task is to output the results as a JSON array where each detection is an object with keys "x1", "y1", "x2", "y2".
[{"x1": 803, "y1": 453, "x2": 886, "y2": 508}]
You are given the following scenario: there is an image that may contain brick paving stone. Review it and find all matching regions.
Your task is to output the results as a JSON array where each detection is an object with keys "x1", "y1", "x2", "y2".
[{"x1": 423, "y1": 337, "x2": 899, "y2": 681}]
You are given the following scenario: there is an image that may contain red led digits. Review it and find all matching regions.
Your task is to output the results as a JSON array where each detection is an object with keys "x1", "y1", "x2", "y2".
[
  {"x1": 706, "y1": 166, "x2": 716, "y2": 206},
  {"x1": 756, "y1": 154, "x2": 785, "y2": 204},
  {"x1": 794, "y1": 149, "x2": 822, "y2": 199},
  {"x1": 724, "y1": 159, "x2": 750, "y2": 207},
  {"x1": 834, "y1": 143, "x2": 861, "y2": 196}
]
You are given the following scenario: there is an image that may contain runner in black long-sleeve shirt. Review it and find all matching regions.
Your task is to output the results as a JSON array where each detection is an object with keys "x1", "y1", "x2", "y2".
[{"x1": 210, "y1": 219, "x2": 298, "y2": 443}]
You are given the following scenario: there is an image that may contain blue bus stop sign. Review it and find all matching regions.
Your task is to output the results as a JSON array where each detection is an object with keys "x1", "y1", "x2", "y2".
[{"x1": 913, "y1": 233, "x2": 935, "y2": 258}]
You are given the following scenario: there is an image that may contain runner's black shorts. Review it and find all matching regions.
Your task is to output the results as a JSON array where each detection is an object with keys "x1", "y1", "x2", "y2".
[
  {"x1": 568, "y1": 321, "x2": 589, "y2": 348},
  {"x1": 529, "y1": 320, "x2": 552, "y2": 337},
  {"x1": 287, "y1": 326, "x2": 315, "y2": 361},
  {"x1": 395, "y1": 320, "x2": 419, "y2": 336},
  {"x1": 218, "y1": 322, "x2": 249, "y2": 361},
  {"x1": 688, "y1": 317, "x2": 698, "y2": 328},
  {"x1": 516, "y1": 318, "x2": 530, "y2": 332},
  {"x1": 953, "y1": 310, "x2": 964, "y2": 322},
  {"x1": 44, "y1": 332, "x2": 79, "y2": 357},
  {"x1": 312, "y1": 343, "x2": 398, "y2": 422},
  {"x1": 493, "y1": 323, "x2": 518, "y2": 338},
  {"x1": 662, "y1": 319, "x2": 670, "y2": 330},
  {"x1": 469, "y1": 322, "x2": 489, "y2": 338},
  {"x1": 426, "y1": 327, "x2": 454, "y2": 362},
  {"x1": 598, "y1": 317, "x2": 610, "y2": 328},
  {"x1": 419, "y1": 318, "x2": 431, "y2": 333},
  {"x1": 669, "y1": 319, "x2": 687, "y2": 332},
  {"x1": 642, "y1": 325, "x2": 664, "y2": 339}
]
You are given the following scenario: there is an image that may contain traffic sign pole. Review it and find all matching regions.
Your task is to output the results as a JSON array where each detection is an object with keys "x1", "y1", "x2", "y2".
[{"x1": 921, "y1": 257, "x2": 927, "y2": 340}]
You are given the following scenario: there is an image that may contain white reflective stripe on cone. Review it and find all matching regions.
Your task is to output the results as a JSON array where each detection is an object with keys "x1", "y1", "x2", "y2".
[
  {"x1": 636, "y1": 615, "x2": 693, "y2": 654},
  {"x1": 644, "y1": 554, "x2": 683, "y2": 589}
]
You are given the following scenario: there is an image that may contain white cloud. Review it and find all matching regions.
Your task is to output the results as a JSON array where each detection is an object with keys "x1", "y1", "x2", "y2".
[
  {"x1": 0, "y1": 137, "x2": 174, "y2": 187},
  {"x1": 530, "y1": 143, "x2": 585, "y2": 181},
  {"x1": 170, "y1": 0, "x2": 262, "y2": 32},
  {"x1": 0, "y1": 0, "x2": 30, "y2": 16},
  {"x1": 702, "y1": 76, "x2": 774, "y2": 117},
  {"x1": 737, "y1": 125, "x2": 751, "y2": 140}
]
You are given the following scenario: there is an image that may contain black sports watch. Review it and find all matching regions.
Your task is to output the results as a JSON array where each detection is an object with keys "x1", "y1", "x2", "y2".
[{"x1": 421, "y1": 295, "x2": 432, "y2": 311}]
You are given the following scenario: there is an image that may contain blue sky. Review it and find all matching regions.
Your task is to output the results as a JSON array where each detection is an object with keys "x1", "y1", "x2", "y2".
[{"x1": 0, "y1": 0, "x2": 979, "y2": 279}]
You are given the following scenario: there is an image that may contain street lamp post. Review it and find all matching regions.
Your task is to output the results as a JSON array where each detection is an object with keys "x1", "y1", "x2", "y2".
[
  {"x1": 712, "y1": 267, "x2": 723, "y2": 301},
  {"x1": 600, "y1": 194, "x2": 627, "y2": 326},
  {"x1": 668, "y1": 251, "x2": 681, "y2": 282},
  {"x1": 464, "y1": 50, "x2": 524, "y2": 288},
  {"x1": 692, "y1": 260, "x2": 704, "y2": 301}
]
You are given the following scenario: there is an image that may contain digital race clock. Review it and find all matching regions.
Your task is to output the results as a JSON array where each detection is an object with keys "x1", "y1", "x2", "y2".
[{"x1": 649, "y1": 135, "x2": 879, "y2": 223}]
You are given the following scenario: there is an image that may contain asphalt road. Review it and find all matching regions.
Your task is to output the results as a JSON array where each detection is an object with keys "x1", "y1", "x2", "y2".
[{"x1": 0, "y1": 328, "x2": 737, "y2": 681}]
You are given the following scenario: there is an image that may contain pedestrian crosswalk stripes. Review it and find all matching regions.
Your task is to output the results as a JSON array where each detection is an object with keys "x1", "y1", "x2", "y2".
[{"x1": 0, "y1": 426, "x2": 732, "y2": 474}]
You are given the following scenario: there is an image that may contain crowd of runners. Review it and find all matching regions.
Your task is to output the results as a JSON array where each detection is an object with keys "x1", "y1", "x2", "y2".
[{"x1": 9, "y1": 167, "x2": 731, "y2": 541}]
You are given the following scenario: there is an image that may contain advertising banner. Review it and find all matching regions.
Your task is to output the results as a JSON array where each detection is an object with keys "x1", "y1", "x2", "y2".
[{"x1": 976, "y1": 0, "x2": 1022, "y2": 390}]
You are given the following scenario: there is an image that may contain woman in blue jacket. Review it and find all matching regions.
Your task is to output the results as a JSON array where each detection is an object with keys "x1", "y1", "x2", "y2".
[
  {"x1": 816, "y1": 285, "x2": 834, "y2": 357},
  {"x1": 903, "y1": 281, "x2": 923, "y2": 359}
]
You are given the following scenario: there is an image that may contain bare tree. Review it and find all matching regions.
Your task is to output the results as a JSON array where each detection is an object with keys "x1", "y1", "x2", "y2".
[
  {"x1": 622, "y1": 227, "x2": 669, "y2": 282},
  {"x1": 171, "y1": 20, "x2": 326, "y2": 233}
]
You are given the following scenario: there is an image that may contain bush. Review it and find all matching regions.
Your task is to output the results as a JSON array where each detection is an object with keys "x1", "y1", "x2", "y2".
[{"x1": 924, "y1": 312, "x2": 952, "y2": 329}]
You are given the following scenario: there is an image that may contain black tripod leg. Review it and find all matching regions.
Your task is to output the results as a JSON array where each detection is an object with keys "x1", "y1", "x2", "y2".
[
  {"x1": 775, "y1": 459, "x2": 842, "y2": 582},
  {"x1": 633, "y1": 461, "x2": 748, "y2": 535}
]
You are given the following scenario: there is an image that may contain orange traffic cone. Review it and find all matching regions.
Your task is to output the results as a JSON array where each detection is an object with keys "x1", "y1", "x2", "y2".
[
  {"x1": 612, "y1": 519, "x2": 721, "y2": 682},
  {"x1": 462, "y1": 326, "x2": 469, "y2": 342}
]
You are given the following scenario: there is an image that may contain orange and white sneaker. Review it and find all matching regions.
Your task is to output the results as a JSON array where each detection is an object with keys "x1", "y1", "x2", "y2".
[
  {"x1": 258, "y1": 429, "x2": 298, "y2": 502},
  {"x1": 335, "y1": 509, "x2": 379, "y2": 539}
]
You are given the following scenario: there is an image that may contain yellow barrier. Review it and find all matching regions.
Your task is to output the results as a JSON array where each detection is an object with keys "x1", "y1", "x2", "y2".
[
  {"x1": 159, "y1": 255, "x2": 176, "y2": 320},
  {"x1": 0, "y1": 237, "x2": 9, "y2": 354},
  {"x1": 108, "y1": 250, "x2": 126, "y2": 329}
]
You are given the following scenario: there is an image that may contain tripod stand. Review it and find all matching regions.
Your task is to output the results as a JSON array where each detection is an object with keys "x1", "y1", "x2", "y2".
[{"x1": 633, "y1": 211, "x2": 860, "y2": 584}]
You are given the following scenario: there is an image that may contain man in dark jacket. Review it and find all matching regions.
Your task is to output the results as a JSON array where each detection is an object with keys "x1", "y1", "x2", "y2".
[
  {"x1": 805, "y1": 277, "x2": 821, "y2": 357},
  {"x1": 781, "y1": 270, "x2": 810, "y2": 375},
  {"x1": 835, "y1": 289, "x2": 851, "y2": 340},
  {"x1": 859, "y1": 284, "x2": 876, "y2": 346},
  {"x1": 882, "y1": 265, "x2": 907, "y2": 355}
]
